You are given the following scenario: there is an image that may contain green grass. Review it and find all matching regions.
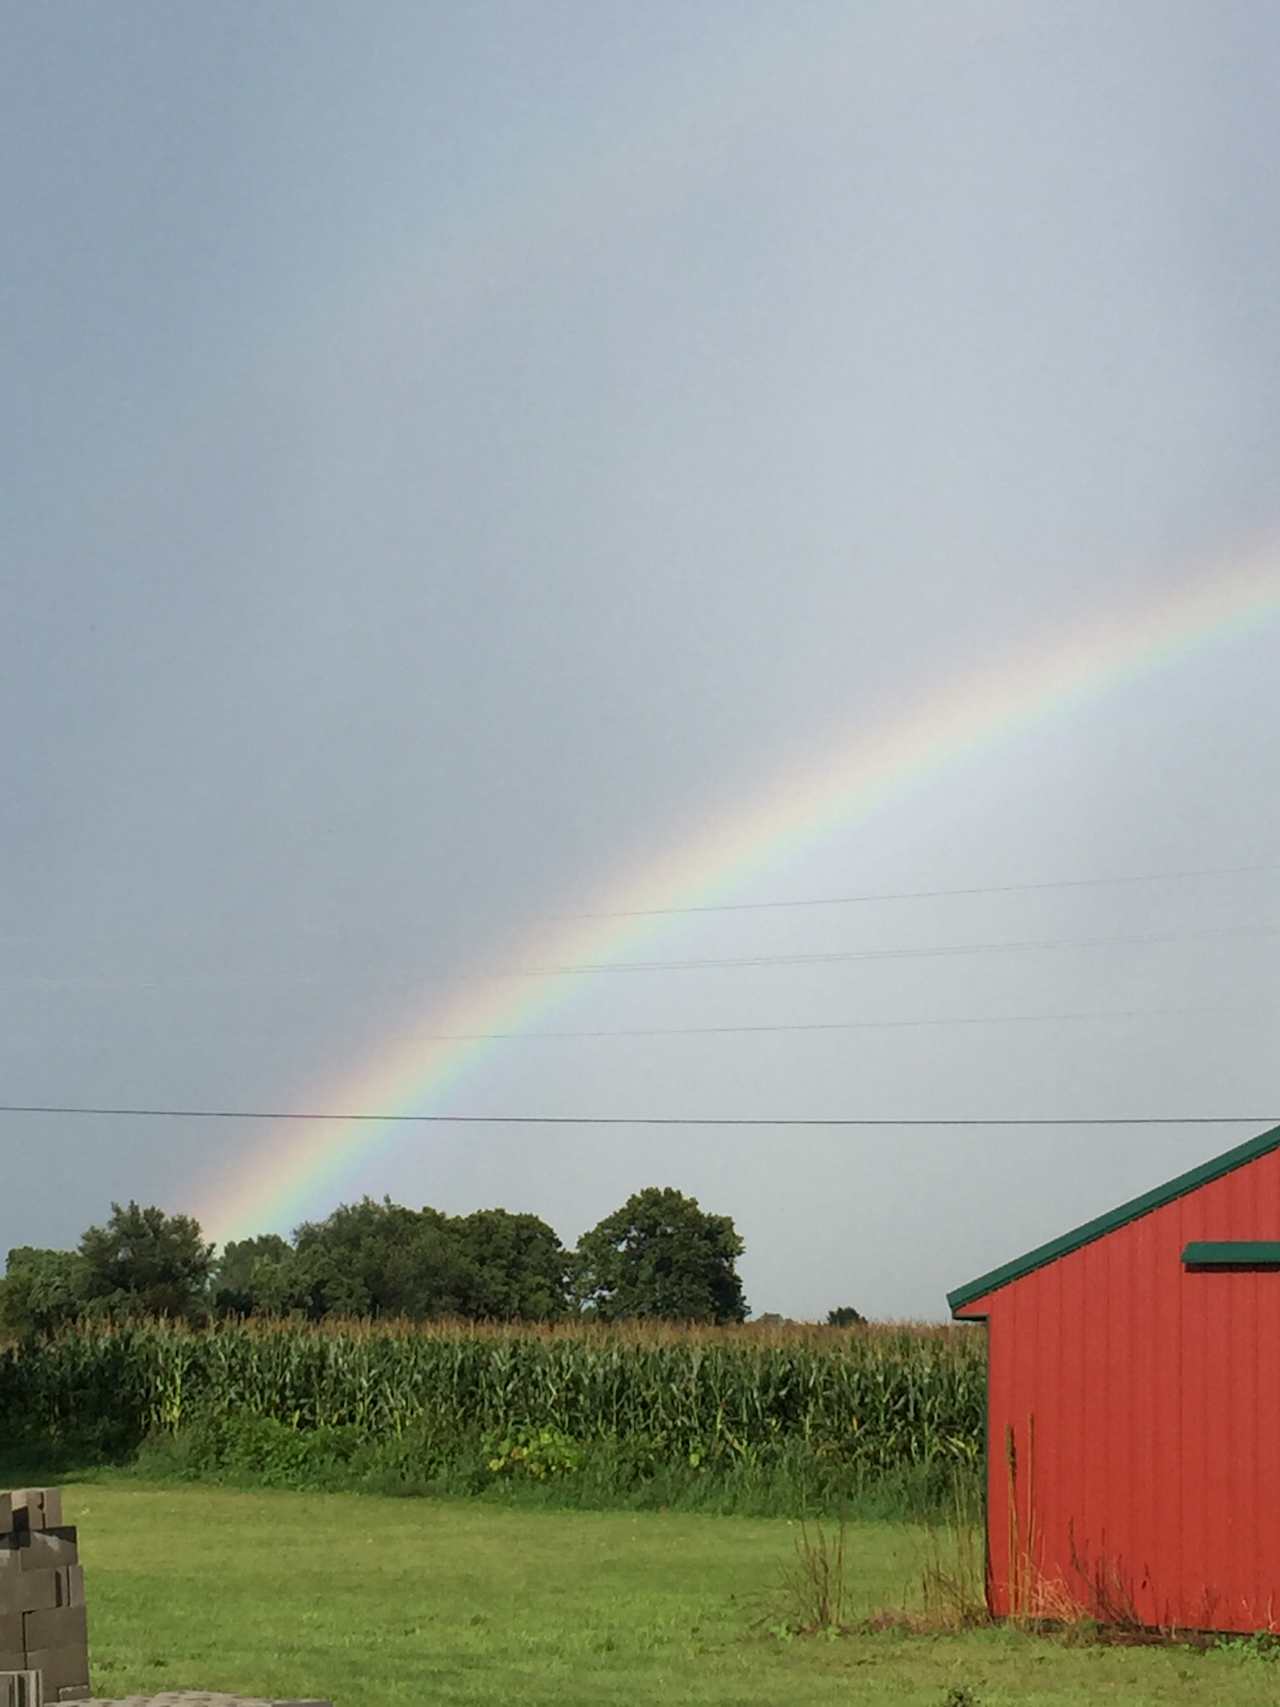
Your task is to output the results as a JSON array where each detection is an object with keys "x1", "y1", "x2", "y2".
[{"x1": 45, "y1": 1476, "x2": 1276, "y2": 1706}]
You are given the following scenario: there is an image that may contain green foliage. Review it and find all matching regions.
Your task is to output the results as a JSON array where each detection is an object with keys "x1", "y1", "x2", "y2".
[
  {"x1": 213, "y1": 1234, "x2": 295, "y2": 1315},
  {"x1": 483, "y1": 1423, "x2": 584, "y2": 1480},
  {"x1": 574, "y1": 1187, "x2": 748, "y2": 1322},
  {"x1": 79, "y1": 1202, "x2": 214, "y2": 1321},
  {"x1": 281, "y1": 1198, "x2": 571, "y2": 1321},
  {"x1": 0, "y1": 1247, "x2": 89, "y2": 1339},
  {"x1": 826, "y1": 1306, "x2": 867, "y2": 1327},
  {"x1": 453, "y1": 1208, "x2": 571, "y2": 1320},
  {"x1": 0, "y1": 1315, "x2": 984, "y2": 1512},
  {"x1": 1215, "y1": 1631, "x2": 1280, "y2": 1663},
  {"x1": 292, "y1": 1197, "x2": 471, "y2": 1319}
]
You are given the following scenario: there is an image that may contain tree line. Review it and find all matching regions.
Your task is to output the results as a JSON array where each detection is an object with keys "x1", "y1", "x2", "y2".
[{"x1": 0, "y1": 1186, "x2": 771, "y2": 1336}]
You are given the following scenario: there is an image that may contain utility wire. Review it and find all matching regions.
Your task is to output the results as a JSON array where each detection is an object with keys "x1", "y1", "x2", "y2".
[
  {"x1": 0, "y1": 1106, "x2": 1274, "y2": 1127},
  {"x1": 12, "y1": 922, "x2": 1278, "y2": 990},
  {"x1": 558, "y1": 859, "x2": 1280, "y2": 920},
  {"x1": 123, "y1": 1001, "x2": 1263, "y2": 1043},
  {"x1": 512, "y1": 922, "x2": 1278, "y2": 977}
]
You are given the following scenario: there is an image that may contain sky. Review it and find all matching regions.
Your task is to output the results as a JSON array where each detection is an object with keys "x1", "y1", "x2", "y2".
[{"x1": 3, "y1": 0, "x2": 1278, "y2": 1321}]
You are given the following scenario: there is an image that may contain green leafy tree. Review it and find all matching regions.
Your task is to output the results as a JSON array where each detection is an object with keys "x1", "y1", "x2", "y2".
[
  {"x1": 453, "y1": 1208, "x2": 571, "y2": 1320},
  {"x1": 0, "y1": 1247, "x2": 89, "y2": 1338},
  {"x1": 213, "y1": 1234, "x2": 296, "y2": 1316},
  {"x1": 574, "y1": 1187, "x2": 748, "y2": 1323},
  {"x1": 78, "y1": 1202, "x2": 215, "y2": 1320},
  {"x1": 826, "y1": 1305, "x2": 866, "y2": 1328},
  {"x1": 292, "y1": 1197, "x2": 471, "y2": 1319}
]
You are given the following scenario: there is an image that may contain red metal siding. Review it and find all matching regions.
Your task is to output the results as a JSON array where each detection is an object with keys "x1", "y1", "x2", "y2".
[{"x1": 955, "y1": 1145, "x2": 1280, "y2": 1632}]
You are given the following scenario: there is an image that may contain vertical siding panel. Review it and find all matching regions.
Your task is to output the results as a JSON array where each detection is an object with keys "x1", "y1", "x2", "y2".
[
  {"x1": 1119, "y1": 1215, "x2": 1140, "y2": 1611},
  {"x1": 1244, "y1": 1264, "x2": 1260, "y2": 1625},
  {"x1": 1206, "y1": 1182, "x2": 1234, "y2": 1623},
  {"x1": 1149, "y1": 1187, "x2": 1179, "y2": 1628},
  {"x1": 1090, "y1": 1235, "x2": 1109, "y2": 1609},
  {"x1": 1129, "y1": 1205, "x2": 1156, "y2": 1624},
  {"x1": 1060, "y1": 1241, "x2": 1086, "y2": 1607},
  {"x1": 1037, "y1": 1256, "x2": 1058, "y2": 1597},
  {"x1": 1261, "y1": 1155, "x2": 1280, "y2": 1625},
  {"x1": 1229, "y1": 1167, "x2": 1258, "y2": 1627},
  {"x1": 1065, "y1": 1247, "x2": 1084, "y2": 1604},
  {"x1": 1181, "y1": 1179, "x2": 1206, "y2": 1628},
  {"x1": 1174, "y1": 1184, "x2": 1189, "y2": 1627},
  {"x1": 986, "y1": 1306, "x2": 1008, "y2": 1616}
]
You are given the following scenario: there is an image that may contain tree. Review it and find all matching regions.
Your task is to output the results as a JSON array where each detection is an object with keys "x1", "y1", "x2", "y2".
[
  {"x1": 213, "y1": 1234, "x2": 296, "y2": 1316},
  {"x1": 826, "y1": 1306, "x2": 866, "y2": 1328},
  {"x1": 0, "y1": 1247, "x2": 88, "y2": 1338},
  {"x1": 452, "y1": 1208, "x2": 570, "y2": 1320},
  {"x1": 574, "y1": 1187, "x2": 747, "y2": 1323},
  {"x1": 291, "y1": 1197, "x2": 471, "y2": 1319},
  {"x1": 78, "y1": 1202, "x2": 215, "y2": 1320}
]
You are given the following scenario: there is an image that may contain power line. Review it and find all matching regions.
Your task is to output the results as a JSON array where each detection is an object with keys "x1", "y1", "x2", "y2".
[
  {"x1": 0, "y1": 1106, "x2": 1274, "y2": 1127},
  {"x1": 14, "y1": 921, "x2": 1275, "y2": 991},
  {"x1": 5, "y1": 863, "x2": 1275, "y2": 954},
  {"x1": 558, "y1": 860, "x2": 1280, "y2": 920},
  {"x1": 180, "y1": 1001, "x2": 1270, "y2": 1043},
  {"x1": 510, "y1": 922, "x2": 1278, "y2": 977}
]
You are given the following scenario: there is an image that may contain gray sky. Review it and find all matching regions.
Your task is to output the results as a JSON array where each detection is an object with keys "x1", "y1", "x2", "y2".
[{"x1": 4, "y1": 1, "x2": 1278, "y2": 1320}]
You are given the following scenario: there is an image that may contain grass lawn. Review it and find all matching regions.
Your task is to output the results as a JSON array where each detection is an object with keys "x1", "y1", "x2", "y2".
[{"x1": 52, "y1": 1479, "x2": 1275, "y2": 1706}]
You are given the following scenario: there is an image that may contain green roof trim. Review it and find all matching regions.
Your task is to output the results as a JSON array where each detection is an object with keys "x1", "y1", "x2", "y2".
[
  {"x1": 948, "y1": 1124, "x2": 1280, "y2": 1316},
  {"x1": 1183, "y1": 1241, "x2": 1280, "y2": 1268}
]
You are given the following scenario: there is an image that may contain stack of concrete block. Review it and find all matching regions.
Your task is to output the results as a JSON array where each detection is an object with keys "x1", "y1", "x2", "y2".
[{"x1": 0, "y1": 1490, "x2": 90, "y2": 1704}]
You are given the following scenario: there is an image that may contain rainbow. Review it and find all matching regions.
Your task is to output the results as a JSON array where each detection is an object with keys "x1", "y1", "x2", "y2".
[{"x1": 198, "y1": 543, "x2": 1280, "y2": 1245}]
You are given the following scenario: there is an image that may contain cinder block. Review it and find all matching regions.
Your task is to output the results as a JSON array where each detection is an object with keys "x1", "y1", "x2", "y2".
[
  {"x1": 56, "y1": 1690, "x2": 88, "y2": 1703},
  {"x1": 0, "y1": 1671, "x2": 44, "y2": 1707},
  {"x1": 16, "y1": 1535, "x2": 76, "y2": 1575},
  {"x1": 10, "y1": 1495, "x2": 62, "y2": 1537},
  {"x1": 22, "y1": 1608, "x2": 86, "y2": 1654},
  {"x1": 0, "y1": 1572, "x2": 58, "y2": 1618},
  {"x1": 21, "y1": 1649, "x2": 88, "y2": 1695},
  {"x1": 50, "y1": 1572, "x2": 81, "y2": 1612},
  {"x1": 0, "y1": 1616, "x2": 19, "y2": 1651},
  {"x1": 8, "y1": 1502, "x2": 60, "y2": 1543},
  {"x1": 0, "y1": 1497, "x2": 13, "y2": 1536}
]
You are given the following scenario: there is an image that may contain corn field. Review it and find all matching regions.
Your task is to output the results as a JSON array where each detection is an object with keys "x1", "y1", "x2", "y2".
[{"x1": 0, "y1": 1317, "x2": 985, "y2": 1475}]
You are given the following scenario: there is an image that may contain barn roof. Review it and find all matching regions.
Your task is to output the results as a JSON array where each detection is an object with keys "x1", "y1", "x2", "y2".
[{"x1": 948, "y1": 1122, "x2": 1280, "y2": 1316}]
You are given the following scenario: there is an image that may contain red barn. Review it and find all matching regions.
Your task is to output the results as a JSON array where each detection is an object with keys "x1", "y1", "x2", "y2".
[{"x1": 949, "y1": 1124, "x2": 1280, "y2": 1633}]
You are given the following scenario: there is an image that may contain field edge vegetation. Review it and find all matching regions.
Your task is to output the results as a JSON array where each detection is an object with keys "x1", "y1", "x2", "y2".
[{"x1": 0, "y1": 1315, "x2": 985, "y2": 1520}]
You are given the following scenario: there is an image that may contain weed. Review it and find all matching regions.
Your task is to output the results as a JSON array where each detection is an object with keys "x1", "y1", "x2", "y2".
[
  {"x1": 920, "y1": 1471, "x2": 988, "y2": 1630},
  {"x1": 770, "y1": 1515, "x2": 849, "y2": 1635},
  {"x1": 1215, "y1": 1631, "x2": 1280, "y2": 1664},
  {"x1": 482, "y1": 1424, "x2": 583, "y2": 1481}
]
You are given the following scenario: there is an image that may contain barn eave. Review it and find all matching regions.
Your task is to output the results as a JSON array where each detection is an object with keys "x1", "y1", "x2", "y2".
[{"x1": 947, "y1": 1122, "x2": 1280, "y2": 1317}]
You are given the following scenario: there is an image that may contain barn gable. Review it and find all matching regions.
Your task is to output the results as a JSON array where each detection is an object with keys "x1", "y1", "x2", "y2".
[{"x1": 949, "y1": 1122, "x2": 1280, "y2": 1319}]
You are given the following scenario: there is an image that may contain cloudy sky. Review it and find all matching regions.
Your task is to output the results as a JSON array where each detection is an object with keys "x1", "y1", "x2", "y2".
[{"x1": 4, "y1": 1, "x2": 1278, "y2": 1320}]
